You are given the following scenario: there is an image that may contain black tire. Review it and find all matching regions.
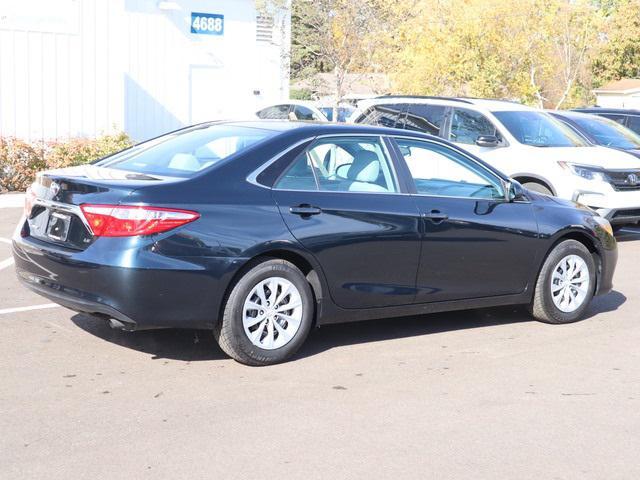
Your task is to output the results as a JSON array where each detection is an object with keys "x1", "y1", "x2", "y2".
[
  {"x1": 529, "y1": 240, "x2": 596, "y2": 324},
  {"x1": 522, "y1": 181, "x2": 553, "y2": 196},
  {"x1": 213, "y1": 259, "x2": 314, "y2": 366}
]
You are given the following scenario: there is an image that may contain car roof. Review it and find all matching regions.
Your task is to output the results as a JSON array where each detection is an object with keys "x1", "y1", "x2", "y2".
[
  {"x1": 573, "y1": 107, "x2": 640, "y2": 115},
  {"x1": 218, "y1": 119, "x2": 441, "y2": 139},
  {"x1": 357, "y1": 95, "x2": 536, "y2": 113},
  {"x1": 548, "y1": 110, "x2": 601, "y2": 121},
  {"x1": 257, "y1": 100, "x2": 320, "y2": 109}
]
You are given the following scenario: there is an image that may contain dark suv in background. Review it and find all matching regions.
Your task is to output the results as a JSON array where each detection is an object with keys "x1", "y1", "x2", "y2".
[{"x1": 573, "y1": 108, "x2": 640, "y2": 135}]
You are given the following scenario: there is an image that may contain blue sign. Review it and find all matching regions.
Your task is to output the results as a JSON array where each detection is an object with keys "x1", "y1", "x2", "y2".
[{"x1": 190, "y1": 12, "x2": 224, "y2": 35}]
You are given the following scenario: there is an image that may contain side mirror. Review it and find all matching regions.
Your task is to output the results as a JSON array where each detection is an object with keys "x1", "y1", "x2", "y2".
[
  {"x1": 507, "y1": 180, "x2": 526, "y2": 202},
  {"x1": 475, "y1": 135, "x2": 500, "y2": 148}
]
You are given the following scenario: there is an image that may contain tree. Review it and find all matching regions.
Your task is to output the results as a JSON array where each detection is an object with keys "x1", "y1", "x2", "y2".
[
  {"x1": 592, "y1": 0, "x2": 640, "y2": 86},
  {"x1": 290, "y1": 0, "x2": 413, "y2": 119},
  {"x1": 388, "y1": 0, "x2": 601, "y2": 108}
]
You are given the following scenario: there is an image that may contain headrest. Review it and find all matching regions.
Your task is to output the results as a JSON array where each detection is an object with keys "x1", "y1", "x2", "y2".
[{"x1": 347, "y1": 150, "x2": 380, "y2": 183}]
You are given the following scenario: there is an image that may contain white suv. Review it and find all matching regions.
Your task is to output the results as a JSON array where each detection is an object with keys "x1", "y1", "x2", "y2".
[{"x1": 352, "y1": 97, "x2": 640, "y2": 226}]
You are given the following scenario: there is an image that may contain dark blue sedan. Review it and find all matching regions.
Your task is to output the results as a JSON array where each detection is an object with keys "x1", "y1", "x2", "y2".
[{"x1": 13, "y1": 121, "x2": 617, "y2": 365}]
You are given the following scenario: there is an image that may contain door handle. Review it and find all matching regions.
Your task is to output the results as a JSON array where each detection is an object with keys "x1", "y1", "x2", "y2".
[
  {"x1": 422, "y1": 210, "x2": 448, "y2": 223},
  {"x1": 290, "y1": 205, "x2": 322, "y2": 216}
]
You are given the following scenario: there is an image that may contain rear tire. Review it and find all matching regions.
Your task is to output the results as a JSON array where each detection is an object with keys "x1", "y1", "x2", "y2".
[
  {"x1": 522, "y1": 181, "x2": 553, "y2": 196},
  {"x1": 214, "y1": 259, "x2": 314, "y2": 366},
  {"x1": 529, "y1": 240, "x2": 596, "y2": 324}
]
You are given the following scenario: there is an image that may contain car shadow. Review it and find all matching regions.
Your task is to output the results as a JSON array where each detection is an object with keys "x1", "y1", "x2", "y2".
[{"x1": 70, "y1": 290, "x2": 626, "y2": 363}]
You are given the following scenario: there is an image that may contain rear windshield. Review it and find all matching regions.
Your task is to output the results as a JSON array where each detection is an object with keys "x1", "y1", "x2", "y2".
[
  {"x1": 571, "y1": 115, "x2": 640, "y2": 150},
  {"x1": 493, "y1": 111, "x2": 588, "y2": 147},
  {"x1": 98, "y1": 124, "x2": 276, "y2": 177}
]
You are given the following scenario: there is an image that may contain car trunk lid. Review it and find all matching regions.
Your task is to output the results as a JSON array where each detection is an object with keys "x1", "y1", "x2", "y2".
[{"x1": 25, "y1": 164, "x2": 185, "y2": 250}]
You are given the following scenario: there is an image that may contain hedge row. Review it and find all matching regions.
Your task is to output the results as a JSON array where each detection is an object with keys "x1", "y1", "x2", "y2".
[{"x1": 0, "y1": 133, "x2": 133, "y2": 192}]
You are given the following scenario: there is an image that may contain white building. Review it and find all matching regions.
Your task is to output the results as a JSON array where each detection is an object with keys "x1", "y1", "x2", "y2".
[
  {"x1": 593, "y1": 79, "x2": 640, "y2": 109},
  {"x1": 0, "y1": 0, "x2": 290, "y2": 142}
]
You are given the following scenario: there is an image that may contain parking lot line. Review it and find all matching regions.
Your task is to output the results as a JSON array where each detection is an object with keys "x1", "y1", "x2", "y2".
[
  {"x1": 0, "y1": 303, "x2": 60, "y2": 315},
  {"x1": 0, "y1": 257, "x2": 14, "y2": 271}
]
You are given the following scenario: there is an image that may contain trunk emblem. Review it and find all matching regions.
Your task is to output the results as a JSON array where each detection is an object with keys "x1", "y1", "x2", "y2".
[{"x1": 50, "y1": 181, "x2": 61, "y2": 197}]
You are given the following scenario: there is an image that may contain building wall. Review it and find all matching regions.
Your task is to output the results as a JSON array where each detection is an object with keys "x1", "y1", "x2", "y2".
[
  {"x1": 0, "y1": 0, "x2": 290, "y2": 142},
  {"x1": 596, "y1": 92, "x2": 640, "y2": 109}
]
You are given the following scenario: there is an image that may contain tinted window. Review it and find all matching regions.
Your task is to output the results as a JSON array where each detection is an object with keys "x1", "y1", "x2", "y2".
[
  {"x1": 626, "y1": 115, "x2": 640, "y2": 134},
  {"x1": 449, "y1": 108, "x2": 497, "y2": 145},
  {"x1": 571, "y1": 115, "x2": 640, "y2": 149},
  {"x1": 292, "y1": 105, "x2": 324, "y2": 121},
  {"x1": 404, "y1": 105, "x2": 446, "y2": 135},
  {"x1": 493, "y1": 111, "x2": 588, "y2": 147},
  {"x1": 99, "y1": 125, "x2": 274, "y2": 177},
  {"x1": 358, "y1": 104, "x2": 406, "y2": 128},
  {"x1": 396, "y1": 138, "x2": 504, "y2": 199},
  {"x1": 321, "y1": 107, "x2": 355, "y2": 123},
  {"x1": 257, "y1": 105, "x2": 290, "y2": 120},
  {"x1": 600, "y1": 114, "x2": 627, "y2": 125},
  {"x1": 275, "y1": 137, "x2": 397, "y2": 193}
]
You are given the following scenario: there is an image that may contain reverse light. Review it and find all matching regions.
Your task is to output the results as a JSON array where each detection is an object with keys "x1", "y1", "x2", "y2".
[
  {"x1": 80, "y1": 204, "x2": 199, "y2": 237},
  {"x1": 558, "y1": 162, "x2": 606, "y2": 182}
]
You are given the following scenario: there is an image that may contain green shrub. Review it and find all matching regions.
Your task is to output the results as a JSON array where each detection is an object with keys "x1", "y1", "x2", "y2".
[
  {"x1": 0, "y1": 132, "x2": 133, "y2": 193},
  {"x1": 0, "y1": 138, "x2": 47, "y2": 193}
]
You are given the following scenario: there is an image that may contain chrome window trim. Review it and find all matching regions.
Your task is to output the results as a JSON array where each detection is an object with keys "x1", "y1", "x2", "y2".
[{"x1": 246, "y1": 132, "x2": 530, "y2": 202}]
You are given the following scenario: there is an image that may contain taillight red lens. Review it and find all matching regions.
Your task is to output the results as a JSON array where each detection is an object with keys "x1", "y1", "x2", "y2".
[
  {"x1": 24, "y1": 186, "x2": 37, "y2": 216},
  {"x1": 80, "y1": 204, "x2": 199, "y2": 237}
]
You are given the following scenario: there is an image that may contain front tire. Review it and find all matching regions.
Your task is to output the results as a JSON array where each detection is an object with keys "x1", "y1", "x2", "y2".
[
  {"x1": 214, "y1": 259, "x2": 314, "y2": 366},
  {"x1": 529, "y1": 240, "x2": 596, "y2": 324}
]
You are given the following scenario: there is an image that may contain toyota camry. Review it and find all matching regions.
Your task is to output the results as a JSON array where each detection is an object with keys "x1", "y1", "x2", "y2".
[{"x1": 13, "y1": 121, "x2": 617, "y2": 365}]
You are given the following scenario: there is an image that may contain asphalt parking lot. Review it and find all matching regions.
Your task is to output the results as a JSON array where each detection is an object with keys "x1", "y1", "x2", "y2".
[{"x1": 1, "y1": 206, "x2": 639, "y2": 480}]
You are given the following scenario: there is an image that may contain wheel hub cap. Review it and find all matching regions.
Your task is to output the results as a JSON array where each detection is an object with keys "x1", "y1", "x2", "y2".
[
  {"x1": 242, "y1": 277, "x2": 303, "y2": 350},
  {"x1": 550, "y1": 254, "x2": 590, "y2": 313}
]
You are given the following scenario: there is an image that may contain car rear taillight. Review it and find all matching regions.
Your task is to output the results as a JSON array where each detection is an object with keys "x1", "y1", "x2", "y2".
[
  {"x1": 24, "y1": 186, "x2": 37, "y2": 216},
  {"x1": 80, "y1": 204, "x2": 200, "y2": 237}
]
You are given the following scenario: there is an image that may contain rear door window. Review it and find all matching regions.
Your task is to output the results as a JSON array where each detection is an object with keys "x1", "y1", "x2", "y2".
[
  {"x1": 600, "y1": 113, "x2": 627, "y2": 125},
  {"x1": 626, "y1": 115, "x2": 640, "y2": 134},
  {"x1": 358, "y1": 104, "x2": 406, "y2": 129},
  {"x1": 404, "y1": 105, "x2": 447, "y2": 135},
  {"x1": 275, "y1": 136, "x2": 398, "y2": 193},
  {"x1": 257, "y1": 105, "x2": 291, "y2": 120},
  {"x1": 291, "y1": 105, "x2": 324, "y2": 121}
]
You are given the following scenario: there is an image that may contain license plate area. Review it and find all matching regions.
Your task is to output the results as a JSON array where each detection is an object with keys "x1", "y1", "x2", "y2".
[{"x1": 46, "y1": 211, "x2": 72, "y2": 241}]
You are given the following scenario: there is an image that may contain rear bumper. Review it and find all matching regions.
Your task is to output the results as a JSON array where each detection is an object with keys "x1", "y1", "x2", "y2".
[
  {"x1": 17, "y1": 276, "x2": 139, "y2": 329},
  {"x1": 12, "y1": 234, "x2": 244, "y2": 330}
]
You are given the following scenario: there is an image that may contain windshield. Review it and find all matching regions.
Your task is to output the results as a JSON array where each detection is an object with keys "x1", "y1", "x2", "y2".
[
  {"x1": 571, "y1": 115, "x2": 640, "y2": 150},
  {"x1": 98, "y1": 124, "x2": 276, "y2": 177},
  {"x1": 493, "y1": 111, "x2": 589, "y2": 147}
]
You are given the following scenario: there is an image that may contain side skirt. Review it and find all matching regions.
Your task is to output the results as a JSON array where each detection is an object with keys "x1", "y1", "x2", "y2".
[{"x1": 316, "y1": 292, "x2": 533, "y2": 326}]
